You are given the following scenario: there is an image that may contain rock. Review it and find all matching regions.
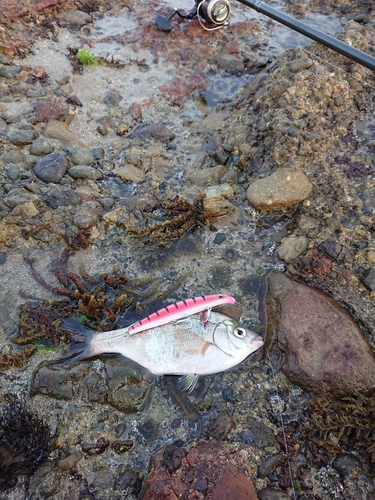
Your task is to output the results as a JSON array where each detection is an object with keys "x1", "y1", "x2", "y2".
[
  {"x1": 114, "y1": 466, "x2": 143, "y2": 496},
  {"x1": 143, "y1": 442, "x2": 258, "y2": 500},
  {"x1": 258, "y1": 487, "x2": 292, "y2": 499},
  {"x1": 58, "y1": 451, "x2": 83, "y2": 471},
  {"x1": 239, "y1": 417, "x2": 276, "y2": 448},
  {"x1": 29, "y1": 137, "x2": 54, "y2": 156},
  {"x1": 160, "y1": 77, "x2": 188, "y2": 106},
  {"x1": 73, "y1": 201, "x2": 102, "y2": 228},
  {"x1": 186, "y1": 165, "x2": 226, "y2": 186},
  {"x1": 33, "y1": 101, "x2": 69, "y2": 122},
  {"x1": 103, "y1": 89, "x2": 122, "y2": 106},
  {"x1": 278, "y1": 234, "x2": 309, "y2": 264},
  {"x1": 44, "y1": 119, "x2": 87, "y2": 148},
  {"x1": 206, "y1": 413, "x2": 234, "y2": 439},
  {"x1": 55, "y1": 9, "x2": 92, "y2": 26},
  {"x1": 44, "y1": 189, "x2": 81, "y2": 208},
  {"x1": 0, "y1": 65, "x2": 21, "y2": 79},
  {"x1": 113, "y1": 165, "x2": 145, "y2": 183},
  {"x1": 5, "y1": 163, "x2": 20, "y2": 180},
  {"x1": 4, "y1": 189, "x2": 41, "y2": 208},
  {"x1": 257, "y1": 453, "x2": 286, "y2": 479},
  {"x1": 111, "y1": 439, "x2": 133, "y2": 455},
  {"x1": 213, "y1": 232, "x2": 226, "y2": 245},
  {"x1": 289, "y1": 57, "x2": 313, "y2": 73},
  {"x1": 204, "y1": 183, "x2": 234, "y2": 202},
  {"x1": 9, "y1": 129, "x2": 35, "y2": 145},
  {"x1": 332, "y1": 453, "x2": 362, "y2": 480},
  {"x1": 34, "y1": 152, "x2": 69, "y2": 182},
  {"x1": 68, "y1": 165, "x2": 103, "y2": 180},
  {"x1": 131, "y1": 123, "x2": 175, "y2": 142},
  {"x1": 362, "y1": 268, "x2": 375, "y2": 291},
  {"x1": 296, "y1": 238, "x2": 342, "y2": 277},
  {"x1": 129, "y1": 102, "x2": 142, "y2": 119},
  {"x1": 246, "y1": 169, "x2": 313, "y2": 212},
  {"x1": 65, "y1": 145, "x2": 94, "y2": 166},
  {"x1": 265, "y1": 272, "x2": 375, "y2": 396}
]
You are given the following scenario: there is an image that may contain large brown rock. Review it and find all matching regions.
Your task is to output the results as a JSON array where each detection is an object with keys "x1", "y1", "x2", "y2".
[
  {"x1": 265, "y1": 272, "x2": 375, "y2": 396},
  {"x1": 246, "y1": 168, "x2": 312, "y2": 212}
]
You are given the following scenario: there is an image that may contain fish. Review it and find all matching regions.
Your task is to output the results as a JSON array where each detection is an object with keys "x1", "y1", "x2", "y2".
[
  {"x1": 127, "y1": 293, "x2": 236, "y2": 335},
  {"x1": 59, "y1": 311, "x2": 264, "y2": 392}
]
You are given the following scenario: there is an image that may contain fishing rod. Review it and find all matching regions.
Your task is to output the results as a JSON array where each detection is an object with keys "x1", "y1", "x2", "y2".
[{"x1": 155, "y1": 0, "x2": 375, "y2": 72}]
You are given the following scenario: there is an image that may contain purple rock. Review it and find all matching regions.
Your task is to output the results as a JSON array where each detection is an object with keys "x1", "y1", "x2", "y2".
[{"x1": 34, "y1": 152, "x2": 69, "y2": 183}]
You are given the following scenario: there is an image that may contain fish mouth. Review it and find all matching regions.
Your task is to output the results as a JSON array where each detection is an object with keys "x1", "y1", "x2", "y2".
[{"x1": 251, "y1": 335, "x2": 264, "y2": 348}]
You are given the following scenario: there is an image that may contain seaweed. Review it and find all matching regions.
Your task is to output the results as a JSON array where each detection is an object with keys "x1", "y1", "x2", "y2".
[
  {"x1": 126, "y1": 194, "x2": 228, "y2": 247},
  {"x1": 305, "y1": 394, "x2": 375, "y2": 466},
  {"x1": 0, "y1": 395, "x2": 54, "y2": 491}
]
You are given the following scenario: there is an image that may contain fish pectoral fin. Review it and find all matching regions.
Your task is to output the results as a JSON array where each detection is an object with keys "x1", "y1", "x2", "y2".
[{"x1": 177, "y1": 374, "x2": 199, "y2": 393}]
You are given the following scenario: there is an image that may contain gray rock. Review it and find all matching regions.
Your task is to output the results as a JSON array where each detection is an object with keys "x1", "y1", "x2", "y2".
[
  {"x1": 34, "y1": 152, "x2": 69, "y2": 182},
  {"x1": 66, "y1": 145, "x2": 94, "y2": 166},
  {"x1": 68, "y1": 165, "x2": 103, "y2": 180},
  {"x1": 4, "y1": 188, "x2": 41, "y2": 208},
  {"x1": 103, "y1": 89, "x2": 123, "y2": 106},
  {"x1": 113, "y1": 165, "x2": 145, "y2": 183},
  {"x1": 186, "y1": 165, "x2": 226, "y2": 186},
  {"x1": 73, "y1": 201, "x2": 102, "y2": 228},
  {"x1": 0, "y1": 65, "x2": 21, "y2": 79},
  {"x1": 5, "y1": 163, "x2": 20, "y2": 181},
  {"x1": 44, "y1": 189, "x2": 81, "y2": 209},
  {"x1": 9, "y1": 129, "x2": 35, "y2": 146},
  {"x1": 265, "y1": 272, "x2": 375, "y2": 396},
  {"x1": 246, "y1": 169, "x2": 313, "y2": 212},
  {"x1": 258, "y1": 487, "x2": 292, "y2": 500},
  {"x1": 58, "y1": 452, "x2": 83, "y2": 471},
  {"x1": 362, "y1": 268, "x2": 375, "y2": 291},
  {"x1": 289, "y1": 57, "x2": 313, "y2": 73},
  {"x1": 30, "y1": 137, "x2": 54, "y2": 156}
]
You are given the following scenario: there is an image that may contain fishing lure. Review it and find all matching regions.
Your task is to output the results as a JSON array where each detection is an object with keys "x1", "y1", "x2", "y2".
[{"x1": 127, "y1": 293, "x2": 236, "y2": 335}]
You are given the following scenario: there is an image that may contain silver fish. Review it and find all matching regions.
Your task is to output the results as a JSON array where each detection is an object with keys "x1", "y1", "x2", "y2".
[{"x1": 60, "y1": 311, "x2": 264, "y2": 391}]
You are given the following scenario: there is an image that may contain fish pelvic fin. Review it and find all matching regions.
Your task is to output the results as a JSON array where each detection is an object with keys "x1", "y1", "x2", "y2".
[
  {"x1": 177, "y1": 374, "x2": 199, "y2": 393},
  {"x1": 52, "y1": 318, "x2": 94, "y2": 365}
]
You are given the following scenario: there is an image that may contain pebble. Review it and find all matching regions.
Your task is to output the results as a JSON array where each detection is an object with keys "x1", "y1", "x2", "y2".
[
  {"x1": 186, "y1": 165, "x2": 226, "y2": 186},
  {"x1": 213, "y1": 232, "x2": 226, "y2": 245},
  {"x1": 239, "y1": 417, "x2": 276, "y2": 447},
  {"x1": 246, "y1": 168, "x2": 313, "y2": 212},
  {"x1": 332, "y1": 453, "x2": 362, "y2": 480},
  {"x1": 131, "y1": 123, "x2": 175, "y2": 142},
  {"x1": 66, "y1": 145, "x2": 94, "y2": 166},
  {"x1": 68, "y1": 165, "x2": 103, "y2": 180},
  {"x1": 257, "y1": 452, "x2": 286, "y2": 479},
  {"x1": 33, "y1": 100, "x2": 69, "y2": 122},
  {"x1": 9, "y1": 129, "x2": 36, "y2": 145},
  {"x1": 73, "y1": 201, "x2": 102, "y2": 228},
  {"x1": 58, "y1": 451, "x2": 83, "y2": 471},
  {"x1": 44, "y1": 119, "x2": 87, "y2": 148},
  {"x1": 278, "y1": 234, "x2": 309, "y2": 263},
  {"x1": 257, "y1": 487, "x2": 293, "y2": 500},
  {"x1": 266, "y1": 272, "x2": 375, "y2": 395},
  {"x1": 204, "y1": 183, "x2": 234, "y2": 201},
  {"x1": 288, "y1": 57, "x2": 313, "y2": 73},
  {"x1": 5, "y1": 163, "x2": 20, "y2": 181},
  {"x1": 103, "y1": 89, "x2": 123, "y2": 106},
  {"x1": 34, "y1": 152, "x2": 69, "y2": 182},
  {"x1": 29, "y1": 137, "x2": 54, "y2": 156},
  {"x1": 44, "y1": 188, "x2": 81, "y2": 208},
  {"x1": 362, "y1": 267, "x2": 375, "y2": 291},
  {"x1": 113, "y1": 165, "x2": 145, "y2": 183}
]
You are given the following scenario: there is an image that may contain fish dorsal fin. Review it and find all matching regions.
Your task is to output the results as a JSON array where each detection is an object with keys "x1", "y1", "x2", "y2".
[{"x1": 177, "y1": 374, "x2": 199, "y2": 393}]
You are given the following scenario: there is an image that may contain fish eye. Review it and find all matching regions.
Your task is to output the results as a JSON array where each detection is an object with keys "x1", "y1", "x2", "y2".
[
  {"x1": 234, "y1": 327, "x2": 246, "y2": 338},
  {"x1": 218, "y1": 294, "x2": 224, "y2": 298}
]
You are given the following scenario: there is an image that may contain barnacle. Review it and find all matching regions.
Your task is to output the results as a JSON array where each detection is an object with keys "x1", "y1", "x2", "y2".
[
  {"x1": 126, "y1": 194, "x2": 229, "y2": 247},
  {"x1": 0, "y1": 395, "x2": 54, "y2": 491}
]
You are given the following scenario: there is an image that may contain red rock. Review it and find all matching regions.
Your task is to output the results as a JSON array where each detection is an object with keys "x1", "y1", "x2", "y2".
[
  {"x1": 265, "y1": 272, "x2": 375, "y2": 396},
  {"x1": 212, "y1": 467, "x2": 258, "y2": 500},
  {"x1": 129, "y1": 102, "x2": 142, "y2": 119},
  {"x1": 226, "y1": 40, "x2": 239, "y2": 53},
  {"x1": 33, "y1": 101, "x2": 68, "y2": 123},
  {"x1": 160, "y1": 77, "x2": 187, "y2": 106},
  {"x1": 188, "y1": 72, "x2": 207, "y2": 91}
]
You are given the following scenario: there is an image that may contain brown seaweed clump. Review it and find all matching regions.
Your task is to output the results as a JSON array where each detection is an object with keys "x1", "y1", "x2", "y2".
[
  {"x1": 126, "y1": 194, "x2": 229, "y2": 247},
  {"x1": 0, "y1": 395, "x2": 54, "y2": 491},
  {"x1": 305, "y1": 394, "x2": 375, "y2": 466}
]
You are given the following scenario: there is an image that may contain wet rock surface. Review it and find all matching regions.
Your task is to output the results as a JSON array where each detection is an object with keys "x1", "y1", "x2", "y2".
[
  {"x1": 265, "y1": 271, "x2": 375, "y2": 395},
  {"x1": 0, "y1": 0, "x2": 374, "y2": 498}
]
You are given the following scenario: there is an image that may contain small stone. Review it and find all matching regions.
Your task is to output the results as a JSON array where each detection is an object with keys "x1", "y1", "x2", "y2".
[
  {"x1": 73, "y1": 201, "x2": 102, "y2": 228},
  {"x1": 204, "y1": 183, "x2": 234, "y2": 202},
  {"x1": 81, "y1": 437, "x2": 109, "y2": 455},
  {"x1": 68, "y1": 165, "x2": 103, "y2": 180},
  {"x1": 58, "y1": 451, "x2": 83, "y2": 471},
  {"x1": 186, "y1": 165, "x2": 226, "y2": 186},
  {"x1": 113, "y1": 165, "x2": 145, "y2": 183},
  {"x1": 362, "y1": 268, "x2": 375, "y2": 291},
  {"x1": 332, "y1": 453, "x2": 362, "y2": 480},
  {"x1": 207, "y1": 413, "x2": 234, "y2": 438},
  {"x1": 44, "y1": 189, "x2": 81, "y2": 209},
  {"x1": 103, "y1": 89, "x2": 123, "y2": 106},
  {"x1": 129, "y1": 102, "x2": 142, "y2": 119},
  {"x1": 111, "y1": 439, "x2": 134, "y2": 455},
  {"x1": 131, "y1": 123, "x2": 175, "y2": 142},
  {"x1": 34, "y1": 152, "x2": 69, "y2": 183},
  {"x1": 33, "y1": 101, "x2": 69, "y2": 122},
  {"x1": 258, "y1": 487, "x2": 293, "y2": 500},
  {"x1": 239, "y1": 418, "x2": 276, "y2": 448},
  {"x1": 211, "y1": 468, "x2": 257, "y2": 500},
  {"x1": 5, "y1": 163, "x2": 20, "y2": 180},
  {"x1": 56, "y1": 9, "x2": 92, "y2": 26},
  {"x1": 44, "y1": 120, "x2": 87, "y2": 148},
  {"x1": 246, "y1": 169, "x2": 313, "y2": 212},
  {"x1": 278, "y1": 234, "x2": 309, "y2": 264},
  {"x1": 66, "y1": 94, "x2": 83, "y2": 106},
  {"x1": 66, "y1": 145, "x2": 94, "y2": 166},
  {"x1": 289, "y1": 57, "x2": 313, "y2": 73},
  {"x1": 258, "y1": 453, "x2": 286, "y2": 479},
  {"x1": 117, "y1": 124, "x2": 129, "y2": 136},
  {"x1": 213, "y1": 232, "x2": 226, "y2": 245},
  {"x1": 114, "y1": 467, "x2": 143, "y2": 496},
  {"x1": 9, "y1": 129, "x2": 35, "y2": 146},
  {"x1": 30, "y1": 137, "x2": 54, "y2": 156},
  {"x1": 159, "y1": 77, "x2": 187, "y2": 106},
  {"x1": 0, "y1": 65, "x2": 21, "y2": 79},
  {"x1": 97, "y1": 124, "x2": 108, "y2": 136}
]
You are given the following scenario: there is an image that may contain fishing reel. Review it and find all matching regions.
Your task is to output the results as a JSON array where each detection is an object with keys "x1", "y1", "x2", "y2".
[{"x1": 155, "y1": 0, "x2": 231, "y2": 32}]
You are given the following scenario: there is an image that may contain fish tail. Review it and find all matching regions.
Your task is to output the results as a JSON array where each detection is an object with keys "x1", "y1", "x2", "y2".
[{"x1": 53, "y1": 318, "x2": 95, "y2": 365}]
